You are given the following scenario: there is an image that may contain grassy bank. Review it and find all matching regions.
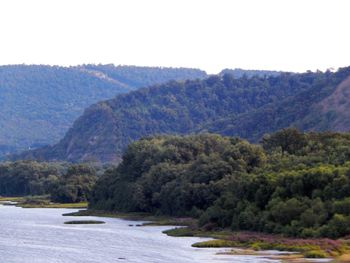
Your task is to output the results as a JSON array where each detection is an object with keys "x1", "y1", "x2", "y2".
[
  {"x1": 19, "y1": 202, "x2": 88, "y2": 208},
  {"x1": 0, "y1": 196, "x2": 88, "y2": 209},
  {"x1": 62, "y1": 209, "x2": 195, "y2": 226},
  {"x1": 164, "y1": 228, "x2": 349, "y2": 259},
  {"x1": 0, "y1": 196, "x2": 26, "y2": 202}
]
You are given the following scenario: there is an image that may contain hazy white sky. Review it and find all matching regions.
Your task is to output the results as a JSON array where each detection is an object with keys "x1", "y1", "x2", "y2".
[{"x1": 0, "y1": 0, "x2": 349, "y2": 73}]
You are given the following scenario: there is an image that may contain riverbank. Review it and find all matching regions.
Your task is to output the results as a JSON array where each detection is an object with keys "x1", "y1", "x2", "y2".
[
  {"x1": 165, "y1": 229, "x2": 349, "y2": 260},
  {"x1": 66, "y1": 209, "x2": 349, "y2": 262},
  {"x1": 0, "y1": 196, "x2": 87, "y2": 209}
]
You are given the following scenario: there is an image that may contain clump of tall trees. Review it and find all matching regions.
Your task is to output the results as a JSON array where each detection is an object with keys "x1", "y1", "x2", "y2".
[
  {"x1": 0, "y1": 161, "x2": 97, "y2": 203},
  {"x1": 90, "y1": 130, "x2": 350, "y2": 238},
  {"x1": 50, "y1": 164, "x2": 96, "y2": 203}
]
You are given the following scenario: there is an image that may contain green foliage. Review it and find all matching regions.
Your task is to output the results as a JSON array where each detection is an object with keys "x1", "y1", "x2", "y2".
[
  {"x1": 50, "y1": 164, "x2": 97, "y2": 203},
  {"x1": 333, "y1": 198, "x2": 350, "y2": 215},
  {"x1": 262, "y1": 128, "x2": 307, "y2": 155},
  {"x1": 0, "y1": 161, "x2": 98, "y2": 203},
  {"x1": 90, "y1": 134, "x2": 265, "y2": 215},
  {"x1": 0, "y1": 161, "x2": 62, "y2": 196},
  {"x1": 91, "y1": 130, "x2": 350, "y2": 238},
  {"x1": 191, "y1": 239, "x2": 239, "y2": 248},
  {"x1": 304, "y1": 250, "x2": 328, "y2": 258}
]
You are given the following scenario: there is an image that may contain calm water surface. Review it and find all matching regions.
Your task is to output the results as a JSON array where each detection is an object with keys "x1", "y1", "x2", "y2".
[{"x1": 0, "y1": 205, "x2": 281, "y2": 263}]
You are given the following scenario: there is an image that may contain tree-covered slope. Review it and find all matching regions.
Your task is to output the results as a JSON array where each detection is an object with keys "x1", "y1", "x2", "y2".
[
  {"x1": 204, "y1": 68, "x2": 350, "y2": 140},
  {"x1": 0, "y1": 64, "x2": 206, "y2": 157},
  {"x1": 16, "y1": 67, "x2": 350, "y2": 163}
]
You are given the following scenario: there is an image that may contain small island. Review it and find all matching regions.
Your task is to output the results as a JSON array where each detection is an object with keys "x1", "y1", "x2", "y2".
[{"x1": 64, "y1": 220, "x2": 105, "y2": 225}]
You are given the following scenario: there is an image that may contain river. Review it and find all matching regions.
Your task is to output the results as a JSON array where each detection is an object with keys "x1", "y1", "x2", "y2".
[{"x1": 0, "y1": 205, "x2": 286, "y2": 262}]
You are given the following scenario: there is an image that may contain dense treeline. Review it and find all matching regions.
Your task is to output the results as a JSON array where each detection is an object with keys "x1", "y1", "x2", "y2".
[
  {"x1": 0, "y1": 161, "x2": 99, "y2": 203},
  {"x1": 90, "y1": 130, "x2": 350, "y2": 238},
  {"x1": 16, "y1": 67, "x2": 350, "y2": 163},
  {"x1": 0, "y1": 64, "x2": 206, "y2": 158},
  {"x1": 50, "y1": 164, "x2": 97, "y2": 203}
]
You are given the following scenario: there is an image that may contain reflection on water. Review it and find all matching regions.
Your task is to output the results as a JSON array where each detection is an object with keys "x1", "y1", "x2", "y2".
[{"x1": 0, "y1": 205, "x2": 280, "y2": 263}]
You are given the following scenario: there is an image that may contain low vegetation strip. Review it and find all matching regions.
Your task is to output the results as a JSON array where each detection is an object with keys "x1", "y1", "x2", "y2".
[
  {"x1": 0, "y1": 197, "x2": 25, "y2": 202},
  {"x1": 165, "y1": 229, "x2": 347, "y2": 259},
  {"x1": 19, "y1": 202, "x2": 88, "y2": 209},
  {"x1": 63, "y1": 209, "x2": 195, "y2": 226},
  {"x1": 64, "y1": 220, "x2": 105, "y2": 224},
  {"x1": 0, "y1": 196, "x2": 88, "y2": 209}
]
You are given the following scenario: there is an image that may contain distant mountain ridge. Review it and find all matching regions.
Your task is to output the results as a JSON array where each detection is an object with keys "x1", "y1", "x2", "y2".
[
  {"x1": 0, "y1": 64, "x2": 207, "y2": 158},
  {"x1": 14, "y1": 67, "x2": 350, "y2": 163}
]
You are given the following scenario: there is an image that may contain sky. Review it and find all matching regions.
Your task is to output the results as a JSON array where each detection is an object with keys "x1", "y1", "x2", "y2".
[{"x1": 0, "y1": 0, "x2": 349, "y2": 74}]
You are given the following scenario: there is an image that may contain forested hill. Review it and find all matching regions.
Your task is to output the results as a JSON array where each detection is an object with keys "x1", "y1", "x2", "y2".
[
  {"x1": 0, "y1": 64, "x2": 206, "y2": 158},
  {"x1": 14, "y1": 66, "x2": 350, "y2": 163},
  {"x1": 204, "y1": 69, "x2": 350, "y2": 141}
]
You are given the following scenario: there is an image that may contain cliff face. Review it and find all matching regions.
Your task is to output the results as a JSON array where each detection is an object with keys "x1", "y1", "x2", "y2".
[{"x1": 314, "y1": 76, "x2": 350, "y2": 131}]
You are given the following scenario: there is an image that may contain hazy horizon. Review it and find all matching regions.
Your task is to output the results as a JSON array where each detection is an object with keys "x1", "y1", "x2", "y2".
[{"x1": 0, "y1": 0, "x2": 349, "y2": 74}]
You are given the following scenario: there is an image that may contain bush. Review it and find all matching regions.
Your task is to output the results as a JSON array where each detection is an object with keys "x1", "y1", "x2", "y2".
[{"x1": 304, "y1": 250, "x2": 328, "y2": 258}]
